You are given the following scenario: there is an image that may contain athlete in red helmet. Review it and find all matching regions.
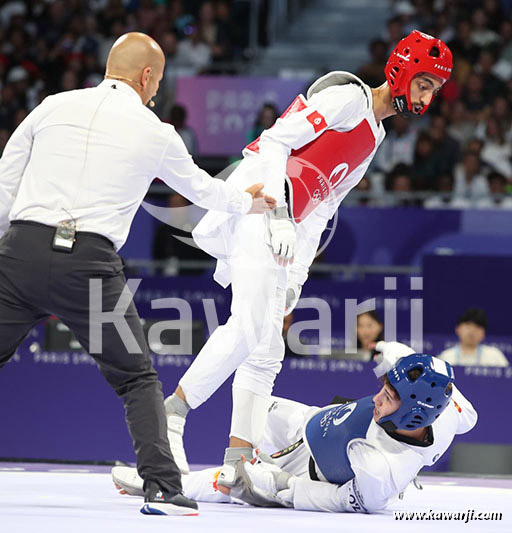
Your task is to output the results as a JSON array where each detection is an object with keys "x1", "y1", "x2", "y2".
[
  {"x1": 385, "y1": 30, "x2": 452, "y2": 116},
  {"x1": 136, "y1": 30, "x2": 454, "y2": 501}
]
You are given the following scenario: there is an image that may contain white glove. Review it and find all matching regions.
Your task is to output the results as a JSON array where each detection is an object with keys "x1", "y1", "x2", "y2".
[
  {"x1": 242, "y1": 452, "x2": 294, "y2": 507},
  {"x1": 268, "y1": 206, "x2": 296, "y2": 267},
  {"x1": 285, "y1": 282, "x2": 302, "y2": 315},
  {"x1": 373, "y1": 341, "x2": 415, "y2": 379}
]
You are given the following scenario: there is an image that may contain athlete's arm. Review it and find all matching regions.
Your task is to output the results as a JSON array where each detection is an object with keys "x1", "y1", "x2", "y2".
[
  {"x1": 449, "y1": 384, "x2": 478, "y2": 435},
  {"x1": 289, "y1": 443, "x2": 396, "y2": 513}
]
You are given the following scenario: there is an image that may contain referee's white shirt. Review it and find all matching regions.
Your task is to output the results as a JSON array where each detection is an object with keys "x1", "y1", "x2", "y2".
[{"x1": 0, "y1": 79, "x2": 252, "y2": 250}]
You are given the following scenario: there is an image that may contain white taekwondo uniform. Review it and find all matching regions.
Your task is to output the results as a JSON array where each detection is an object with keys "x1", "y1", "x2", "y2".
[
  {"x1": 183, "y1": 385, "x2": 477, "y2": 513},
  {"x1": 179, "y1": 72, "x2": 387, "y2": 444}
]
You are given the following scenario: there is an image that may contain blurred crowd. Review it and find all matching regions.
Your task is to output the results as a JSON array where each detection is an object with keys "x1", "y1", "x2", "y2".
[
  {"x1": 2, "y1": 0, "x2": 512, "y2": 210},
  {"x1": 355, "y1": 0, "x2": 512, "y2": 208},
  {"x1": 0, "y1": 0, "x2": 253, "y2": 146}
]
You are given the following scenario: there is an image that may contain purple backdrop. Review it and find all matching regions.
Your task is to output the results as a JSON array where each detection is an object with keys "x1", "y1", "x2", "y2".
[
  {"x1": 0, "y1": 349, "x2": 508, "y2": 471},
  {"x1": 175, "y1": 76, "x2": 309, "y2": 156}
]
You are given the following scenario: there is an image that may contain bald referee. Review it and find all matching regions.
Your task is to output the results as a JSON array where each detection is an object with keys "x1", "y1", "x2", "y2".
[{"x1": 0, "y1": 32, "x2": 274, "y2": 516}]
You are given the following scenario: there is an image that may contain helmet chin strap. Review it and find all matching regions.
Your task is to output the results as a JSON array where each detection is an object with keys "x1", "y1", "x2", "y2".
[
  {"x1": 104, "y1": 74, "x2": 155, "y2": 107},
  {"x1": 392, "y1": 95, "x2": 416, "y2": 118}
]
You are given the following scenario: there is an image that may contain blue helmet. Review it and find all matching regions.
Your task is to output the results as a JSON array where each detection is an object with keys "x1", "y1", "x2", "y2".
[{"x1": 378, "y1": 353, "x2": 455, "y2": 432}]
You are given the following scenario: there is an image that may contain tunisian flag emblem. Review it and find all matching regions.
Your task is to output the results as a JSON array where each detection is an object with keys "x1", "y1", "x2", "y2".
[{"x1": 306, "y1": 110, "x2": 327, "y2": 133}]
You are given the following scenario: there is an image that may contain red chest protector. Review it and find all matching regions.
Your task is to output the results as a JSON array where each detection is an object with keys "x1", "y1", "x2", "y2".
[{"x1": 245, "y1": 95, "x2": 376, "y2": 223}]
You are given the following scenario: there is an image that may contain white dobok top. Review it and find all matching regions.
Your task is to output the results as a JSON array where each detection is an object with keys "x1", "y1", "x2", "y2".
[{"x1": 193, "y1": 71, "x2": 386, "y2": 288}]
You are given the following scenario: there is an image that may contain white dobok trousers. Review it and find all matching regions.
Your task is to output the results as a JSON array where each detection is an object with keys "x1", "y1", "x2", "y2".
[
  {"x1": 181, "y1": 396, "x2": 315, "y2": 502},
  {"x1": 180, "y1": 182, "x2": 289, "y2": 443}
]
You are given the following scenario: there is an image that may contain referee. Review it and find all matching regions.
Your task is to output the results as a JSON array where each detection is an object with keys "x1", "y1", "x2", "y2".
[{"x1": 0, "y1": 32, "x2": 273, "y2": 516}]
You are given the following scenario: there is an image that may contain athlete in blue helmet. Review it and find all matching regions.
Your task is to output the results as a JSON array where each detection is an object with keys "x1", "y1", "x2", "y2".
[{"x1": 112, "y1": 341, "x2": 477, "y2": 514}]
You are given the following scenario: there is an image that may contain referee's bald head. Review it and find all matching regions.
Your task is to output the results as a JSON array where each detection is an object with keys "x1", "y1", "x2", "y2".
[{"x1": 105, "y1": 32, "x2": 165, "y2": 106}]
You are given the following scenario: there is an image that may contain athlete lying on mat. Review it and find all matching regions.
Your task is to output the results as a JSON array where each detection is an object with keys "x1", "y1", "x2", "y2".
[{"x1": 112, "y1": 341, "x2": 477, "y2": 513}]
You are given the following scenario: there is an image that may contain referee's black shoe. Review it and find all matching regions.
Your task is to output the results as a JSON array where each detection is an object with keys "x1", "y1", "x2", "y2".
[{"x1": 140, "y1": 481, "x2": 199, "y2": 516}]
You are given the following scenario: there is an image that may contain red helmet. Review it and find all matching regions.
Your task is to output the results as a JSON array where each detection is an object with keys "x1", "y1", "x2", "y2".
[{"x1": 385, "y1": 30, "x2": 453, "y2": 116}]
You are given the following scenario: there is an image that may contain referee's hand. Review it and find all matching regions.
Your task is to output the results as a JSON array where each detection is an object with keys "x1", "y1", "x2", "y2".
[{"x1": 246, "y1": 183, "x2": 277, "y2": 214}]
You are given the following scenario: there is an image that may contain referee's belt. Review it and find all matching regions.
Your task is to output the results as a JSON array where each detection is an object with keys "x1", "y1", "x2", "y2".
[{"x1": 11, "y1": 220, "x2": 114, "y2": 247}]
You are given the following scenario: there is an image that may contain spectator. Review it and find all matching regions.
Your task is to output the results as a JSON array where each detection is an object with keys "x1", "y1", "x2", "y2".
[
  {"x1": 0, "y1": 2, "x2": 27, "y2": 29},
  {"x1": 246, "y1": 102, "x2": 279, "y2": 144},
  {"x1": 448, "y1": 19, "x2": 481, "y2": 67},
  {"x1": 466, "y1": 137, "x2": 484, "y2": 157},
  {"x1": 460, "y1": 71, "x2": 487, "y2": 120},
  {"x1": 445, "y1": 100, "x2": 476, "y2": 148},
  {"x1": 475, "y1": 49, "x2": 506, "y2": 104},
  {"x1": 136, "y1": 3, "x2": 158, "y2": 35},
  {"x1": 353, "y1": 176, "x2": 373, "y2": 206},
  {"x1": 198, "y1": 0, "x2": 232, "y2": 62},
  {"x1": 392, "y1": 1, "x2": 417, "y2": 35},
  {"x1": 470, "y1": 8, "x2": 500, "y2": 48},
  {"x1": 0, "y1": 0, "x2": 510, "y2": 212},
  {"x1": 0, "y1": 84, "x2": 18, "y2": 130},
  {"x1": 439, "y1": 308, "x2": 509, "y2": 366},
  {"x1": 494, "y1": 19, "x2": 512, "y2": 79},
  {"x1": 197, "y1": 1, "x2": 217, "y2": 47},
  {"x1": 6, "y1": 65, "x2": 29, "y2": 109},
  {"x1": 373, "y1": 114, "x2": 418, "y2": 174},
  {"x1": 13, "y1": 107, "x2": 27, "y2": 128},
  {"x1": 385, "y1": 163, "x2": 419, "y2": 206},
  {"x1": 477, "y1": 117, "x2": 512, "y2": 178},
  {"x1": 428, "y1": 114, "x2": 461, "y2": 177},
  {"x1": 402, "y1": 0, "x2": 434, "y2": 34},
  {"x1": 482, "y1": 0, "x2": 504, "y2": 32},
  {"x1": 434, "y1": 10, "x2": 456, "y2": 44},
  {"x1": 0, "y1": 0, "x2": 252, "y2": 157},
  {"x1": 383, "y1": 16, "x2": 404, "y2": 54},
  {"x1": 177, "y1": 24, "x2": 211, "y2": 71},
  {"x1": 96, "y1": 0, "x2": 127, "y2": 36},
  {"x1": 60, "y1": 69, "x2": 79, "y2": 92},
  {"x1": 357, "y1": 38, "x2": 388, "y2": 87},
  {"x1": 170, "y1": 0, "x2": 195, "y2": 40},
  {"x1": 154, "y1": 31, "x2": 183, "y2": 115},
  {"x1": 424, "y1": 173, "x2": 457, "y2": 209},
  {"x1": 453, "y1": 151, "x2": 490, "y2": 205},
  {"x1": 477, "y1": 171, "x2": 512, "y2": 209},
  {"x1": 98, "y1": 18, "x2": 127, "y2": 67},
  {"x1": 168, "y1": 104, "x2": 198, "y2": 156},
  {"x1": 490, "y1": 96, "x2": 512, "y2": 143},
  {"x1": 356, "y1": 311, "x2": 383, "y2": 361},
  {"x1": 411, "y1": 132, "x2": 437, "y2": 190}
]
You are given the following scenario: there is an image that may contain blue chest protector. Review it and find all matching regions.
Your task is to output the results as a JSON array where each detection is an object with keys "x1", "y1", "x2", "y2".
[{"x1": 303, "y1": 396, "x2": 374, "y2": 485}]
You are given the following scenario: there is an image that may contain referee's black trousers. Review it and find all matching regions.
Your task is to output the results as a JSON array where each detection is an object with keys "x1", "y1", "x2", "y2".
[{"x1": 0, "y1": 222, "x2": 182, "y2": 494}]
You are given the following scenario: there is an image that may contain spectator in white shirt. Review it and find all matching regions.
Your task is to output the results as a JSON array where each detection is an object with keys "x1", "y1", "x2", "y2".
[
  {"x1": 452, "y1": 151, "x2": 490, "y2": 205},
  {"x1": 439, "y1": 308, "x2": 509, "y2": 367},
  {"x1": 176, "y1": 24, "x2": 212, "y2": 71},
  {"x1": 445, "y1": 100, "x2": 476, "y2": 149},
  {"x1": 373, "y1": 114, "x2": 418, "y2": 174},
  {"x1": 476, "y1": 171, "x2": 512, "y2": 209},
  {"x1": 470, "y1": 8, "x2": 500, "y2": 48},
  {"x1": 424, "y1": 173, "x2": 465, "y2": 209},
  {"x1": 477, "y1": 116, "x2": 512, "y2": 179}
]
